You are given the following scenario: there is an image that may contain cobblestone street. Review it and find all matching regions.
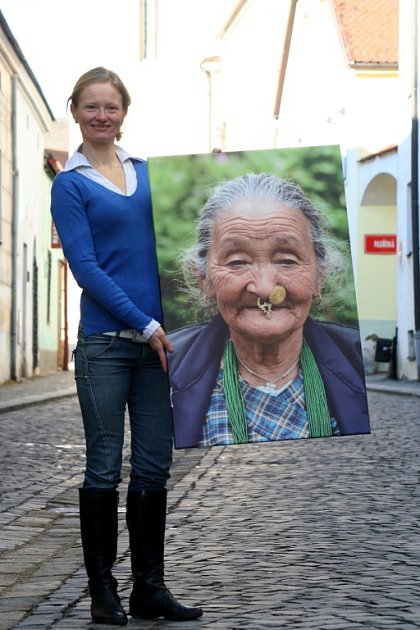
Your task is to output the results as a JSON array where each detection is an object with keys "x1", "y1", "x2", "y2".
[{"x1": 0, "y1": 373, "x2": 419, "y2": 629}]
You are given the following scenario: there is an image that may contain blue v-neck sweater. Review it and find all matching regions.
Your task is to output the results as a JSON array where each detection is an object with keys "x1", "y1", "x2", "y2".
[{"x1": 50, "y1": 160, "x2": 162, "y2": 336}]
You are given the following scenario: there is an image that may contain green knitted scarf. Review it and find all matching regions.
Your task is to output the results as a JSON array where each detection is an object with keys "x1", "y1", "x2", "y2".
[{"x1": 223, "y1": 339, "x2": 332, "y2": 444}]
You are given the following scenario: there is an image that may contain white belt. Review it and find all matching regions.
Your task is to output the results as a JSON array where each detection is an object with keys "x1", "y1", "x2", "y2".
[{"x1": 103, "y1": 330, "x2": 145, "y2": 343}]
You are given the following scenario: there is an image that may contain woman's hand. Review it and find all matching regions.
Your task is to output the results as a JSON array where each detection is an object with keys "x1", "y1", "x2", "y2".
[{"x1": 148, "y1": 327, "x2": 174, "y2": 373}]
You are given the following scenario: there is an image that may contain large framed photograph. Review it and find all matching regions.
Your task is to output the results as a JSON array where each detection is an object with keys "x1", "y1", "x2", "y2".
[{"x1": 149, "y1": 146, "x2": 370, "y2": 449}]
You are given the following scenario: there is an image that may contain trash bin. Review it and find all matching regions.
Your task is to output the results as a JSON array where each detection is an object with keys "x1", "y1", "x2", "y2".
[{"x1": 374, "y1": 338, "x2": 393, "y2": 362}]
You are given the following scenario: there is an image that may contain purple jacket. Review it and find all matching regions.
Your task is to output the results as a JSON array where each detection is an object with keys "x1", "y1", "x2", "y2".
[{"x1": 168, "y1": 315, "x2": 371, "y2": 448}]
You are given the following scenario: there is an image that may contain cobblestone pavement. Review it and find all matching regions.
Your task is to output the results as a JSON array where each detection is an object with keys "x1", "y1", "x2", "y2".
[{"x1": 0, "y1": 371, "x2": 419, "y2": 629}]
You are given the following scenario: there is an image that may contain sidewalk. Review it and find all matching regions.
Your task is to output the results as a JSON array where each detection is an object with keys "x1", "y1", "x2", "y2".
[
  {"x1": 0, "y1": 369, "x2": 419, "y2": 416},
  {"x1": 0, "y1": 369, "x2": 77, "y2": 414},
  {"x1": 364, "y1": 372, "x2": 420, "y2": 396}
]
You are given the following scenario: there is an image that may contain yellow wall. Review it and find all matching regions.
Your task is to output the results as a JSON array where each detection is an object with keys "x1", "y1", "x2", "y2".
[{"x1": 357, "y1": 205, "x2": 397, "y2": 322}]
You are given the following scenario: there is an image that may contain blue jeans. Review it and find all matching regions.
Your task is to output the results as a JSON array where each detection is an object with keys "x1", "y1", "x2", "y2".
[{"x1": 74, "y1": 332, "x2": 173, "y2": 491}]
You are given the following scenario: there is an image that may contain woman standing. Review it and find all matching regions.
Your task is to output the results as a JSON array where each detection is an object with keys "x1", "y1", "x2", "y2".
[{"x1": 50, "y1": 67, "x2": 202, "y2": 625}]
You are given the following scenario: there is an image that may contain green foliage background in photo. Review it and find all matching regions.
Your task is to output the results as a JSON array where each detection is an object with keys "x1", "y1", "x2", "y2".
[{"x1": 148, "y1": 146, "x2": 359, "y2": 332}]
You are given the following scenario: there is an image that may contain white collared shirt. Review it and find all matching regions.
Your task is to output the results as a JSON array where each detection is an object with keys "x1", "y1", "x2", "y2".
[{"x1": 64, "y1": 145, "x2": 141, "y2": 196}]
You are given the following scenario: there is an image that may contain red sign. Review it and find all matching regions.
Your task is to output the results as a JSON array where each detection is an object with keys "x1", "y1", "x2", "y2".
[{"x1": 364, "y1": 234, "x2": 396, "y2": 254}]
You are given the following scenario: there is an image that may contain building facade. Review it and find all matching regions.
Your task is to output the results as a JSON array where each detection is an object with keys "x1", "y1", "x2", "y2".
[
  {"x1": 30, "y1": 0, "x2": 420, "y2": 381},
  {"x1": 124, "y1": 0, "x2": 412, "y2": 377},
  {"x1": 0, "y1": 12, "x2": 65, "y2": 383}
]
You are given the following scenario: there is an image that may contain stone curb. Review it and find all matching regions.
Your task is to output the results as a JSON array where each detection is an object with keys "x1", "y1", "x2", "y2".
[
  {"x1": 0, "y1": 388, "x2": 77, "y2": 414},
  {"x1": 365, "y1": 382, "x2": 420, "y2": 397}
]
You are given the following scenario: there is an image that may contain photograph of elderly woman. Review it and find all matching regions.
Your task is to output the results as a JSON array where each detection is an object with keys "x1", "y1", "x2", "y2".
[{"x1": 148, "y1": 146, "x2": 370, "y2": 449}]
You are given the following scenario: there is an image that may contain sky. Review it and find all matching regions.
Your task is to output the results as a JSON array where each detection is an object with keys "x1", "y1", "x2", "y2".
[
  {"x1": 0, "y1": 0, "x2": 236, "y2": 122},
  {"x1": 0, "y1": 0, "x2": 140, "y2": 118},
  {"x1": 0, "y1": 0, "x2": 241, "y2": 157}
]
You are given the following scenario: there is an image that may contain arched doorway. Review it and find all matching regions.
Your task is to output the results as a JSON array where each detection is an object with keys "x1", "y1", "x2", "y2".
[{"x1": 357, "y1": 172, "x2": 397, "y2": 372}]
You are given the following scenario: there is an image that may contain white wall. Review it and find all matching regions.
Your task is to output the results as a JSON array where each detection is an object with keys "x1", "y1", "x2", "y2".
[{"x1": 395, "y1": 0, "x2": 418, "y2": 379}]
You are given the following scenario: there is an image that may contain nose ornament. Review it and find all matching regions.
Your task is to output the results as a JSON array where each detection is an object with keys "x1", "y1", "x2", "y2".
[{"x1": 257, "y1": 286, "x2": 287, "y2": 318}]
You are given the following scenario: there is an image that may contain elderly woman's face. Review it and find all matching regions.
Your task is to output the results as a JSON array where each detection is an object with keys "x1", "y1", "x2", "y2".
[{"x1": 204, "y1": 198, "x2": 323, "y2": 343}]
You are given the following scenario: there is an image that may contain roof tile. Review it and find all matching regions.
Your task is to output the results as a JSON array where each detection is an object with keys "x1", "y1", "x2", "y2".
[{"x1": 331, "y1": 0, "x2": 398, "y2": 65}]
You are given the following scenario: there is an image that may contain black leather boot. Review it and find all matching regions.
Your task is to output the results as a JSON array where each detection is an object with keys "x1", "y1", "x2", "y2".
[
  {"x1": 126, "y1": 489, "x2": 203, "y2": 621},
  {"x1": 79, "y1": 488, "x2": 128, "y2": 625}
]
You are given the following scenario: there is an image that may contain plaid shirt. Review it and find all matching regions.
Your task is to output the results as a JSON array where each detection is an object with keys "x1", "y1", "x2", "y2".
[{"x1": 199, "y1": 368, "x2": 339, "y2": 446}]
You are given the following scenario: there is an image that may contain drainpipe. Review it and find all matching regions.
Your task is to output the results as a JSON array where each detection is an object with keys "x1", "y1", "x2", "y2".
[
  {"x1": 200, "y1": 56, "x2": 221, "y2": 152},
  {"x1": 412, "y1": 0, "x2": 420, "y2": 379},
  {"x1": 10, "y1": 74, "x2": 19, "y2": 381},
  {"x1": 273, "y1": 0, "x2": 298, "y2": 120}
]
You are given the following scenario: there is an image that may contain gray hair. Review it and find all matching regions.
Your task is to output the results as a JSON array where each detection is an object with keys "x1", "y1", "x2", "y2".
[{"x1": 181, "y1": 172, "x2": 344, "y2": 311}]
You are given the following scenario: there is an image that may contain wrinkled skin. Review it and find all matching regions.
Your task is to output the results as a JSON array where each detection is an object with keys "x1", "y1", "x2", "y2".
[{"x1": 203, "y1": 199, "x2": 323, "y2": 371}]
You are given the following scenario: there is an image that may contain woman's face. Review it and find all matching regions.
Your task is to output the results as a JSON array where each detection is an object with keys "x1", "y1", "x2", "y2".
[
  {"x1": 204, "y1": 198, "x2": 323, "y2": 344},
  {"x1": 71, "y1": 82, "x2": 126, "y2": 145}
]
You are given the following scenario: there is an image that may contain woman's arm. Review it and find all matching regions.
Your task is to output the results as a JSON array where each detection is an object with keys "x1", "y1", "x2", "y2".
[{"x1": 50, "y1": 174, "x2": 152, "y2": 333}]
